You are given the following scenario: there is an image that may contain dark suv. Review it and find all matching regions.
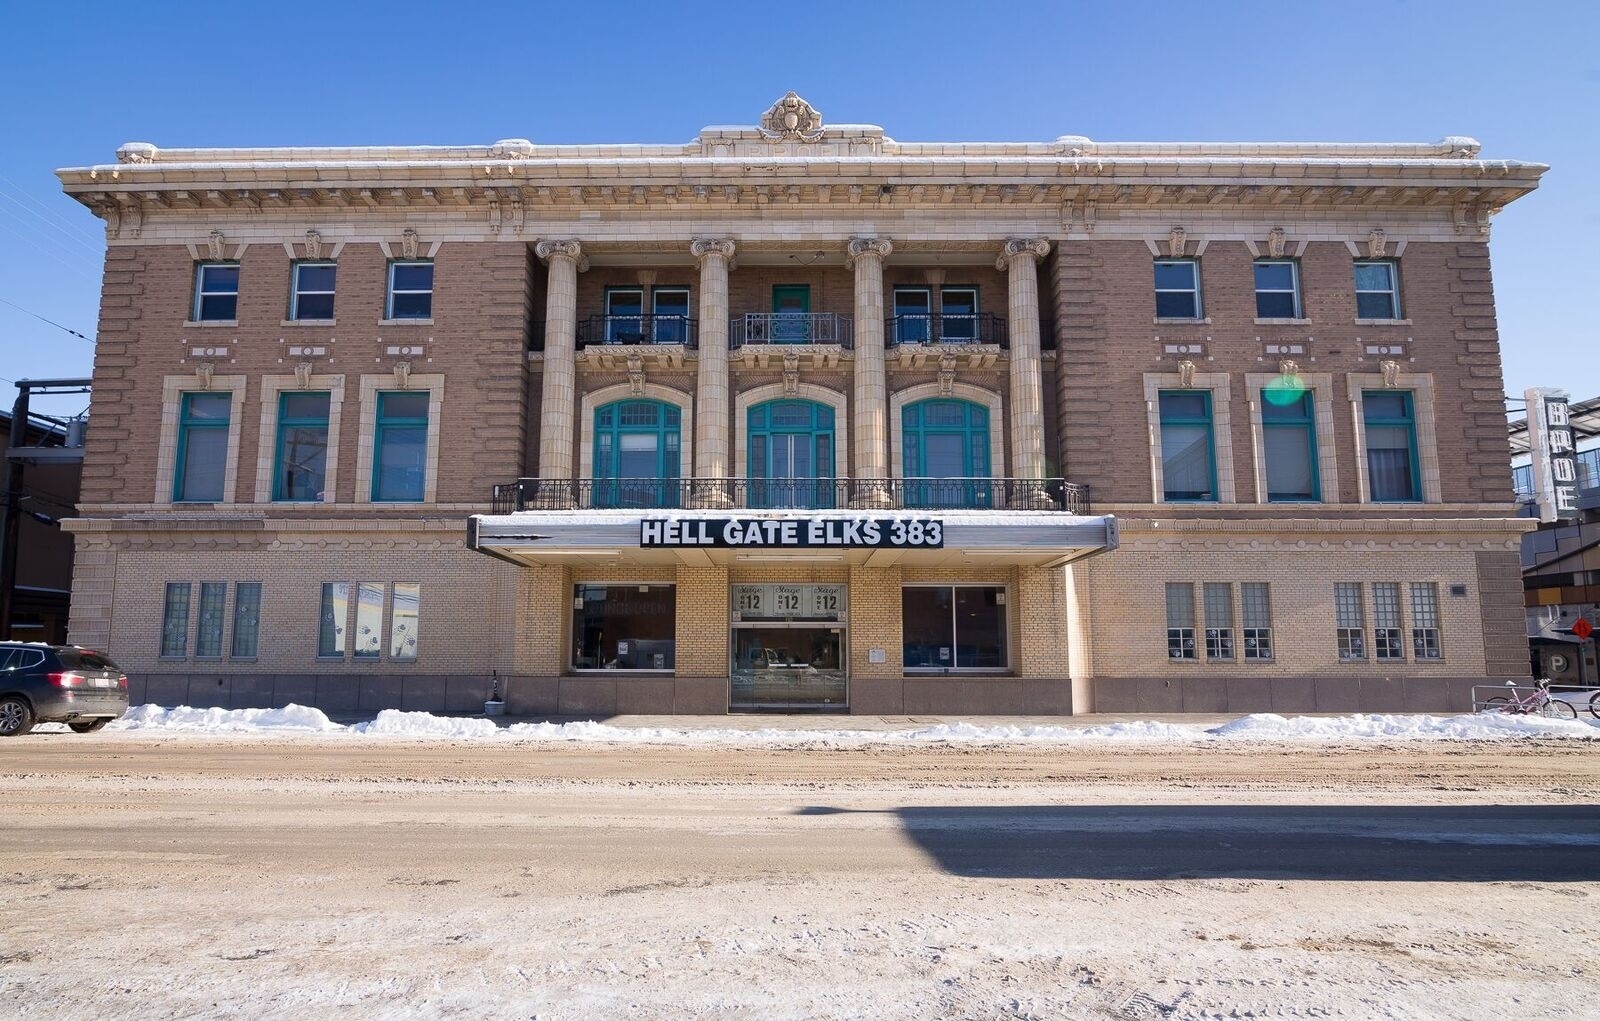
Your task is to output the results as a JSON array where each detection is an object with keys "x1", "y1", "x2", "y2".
[{"x1": 0, "y1": 643, "x2": 129, "y2": 737}]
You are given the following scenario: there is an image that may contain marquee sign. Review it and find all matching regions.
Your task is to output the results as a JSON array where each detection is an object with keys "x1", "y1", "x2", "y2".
[
  {"x1": 640, "y1": 517, "x2": 944, "y2": 549},
  {"x1": 732, "y1": 583, "x2": 846, "y2": 620},
  {"x1": 1526, "y1": 387, "x2": 1579, "y2": 522}
]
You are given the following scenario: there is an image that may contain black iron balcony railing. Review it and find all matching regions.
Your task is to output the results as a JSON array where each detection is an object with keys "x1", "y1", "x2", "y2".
[
  {"x1": 576, "y1": 314, "x2": 699, "y2": 348},
  {"x1": 490, "y1": 477, "x2": 1088, "y2": 514},
  {"x1": 732, "y1": 312, "x2": 854, "y2": 348},
  {"x1": 885, "y1": 313, "x2": 1008, "y2": 348}
]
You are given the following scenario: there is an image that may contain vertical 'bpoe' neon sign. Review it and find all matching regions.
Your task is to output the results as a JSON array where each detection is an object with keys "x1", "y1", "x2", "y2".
[{"x1": 1526, "y1": 387, "x2": 1579, "y2": 522}]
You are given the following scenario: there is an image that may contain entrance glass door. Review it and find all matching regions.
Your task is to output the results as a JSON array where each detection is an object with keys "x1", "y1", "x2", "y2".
[
  {"x1": 730, "y1": 625, "x2": 846, "y2": 708},
  {"x1": 748, "y1": 400, "x2": 834, "y2": 508},
  {"x1": 772, "y1": 285, "x2": 811, "y2": 343}
]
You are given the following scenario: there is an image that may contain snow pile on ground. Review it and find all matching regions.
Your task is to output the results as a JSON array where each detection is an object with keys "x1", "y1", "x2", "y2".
[{"x1": 90, "y1": 705, "x2": 1600, "y2": 744}]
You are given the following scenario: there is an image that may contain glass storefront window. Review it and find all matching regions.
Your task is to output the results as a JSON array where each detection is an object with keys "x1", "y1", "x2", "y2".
[
  {"x1": 902, "y1": 585, "x2": 1008, "y2": 670},
  {"x1": 572, "y1": 584, "x2": 676, "y2": 670}
]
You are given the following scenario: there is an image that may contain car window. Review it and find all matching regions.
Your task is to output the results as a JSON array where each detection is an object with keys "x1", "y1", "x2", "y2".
[
  {"x1": 60, "y1": 650, "x2": 117, "y2": 671},
  {"x1": 9, "y1": 650, "x2": 45, "y2": 671},
  {"x1": 0, "y1": 649, "x2": 19, "y2": 671}
]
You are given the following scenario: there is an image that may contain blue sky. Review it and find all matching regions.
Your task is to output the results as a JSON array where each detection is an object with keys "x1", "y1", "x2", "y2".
[{"x1": 2, "y1": 0, "x2": 1595, "y2": 421}]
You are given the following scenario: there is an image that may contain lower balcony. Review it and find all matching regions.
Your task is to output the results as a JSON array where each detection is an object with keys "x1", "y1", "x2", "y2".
[{"x1": 490, "y1": 477, "x2": 1089, "y2": 514}]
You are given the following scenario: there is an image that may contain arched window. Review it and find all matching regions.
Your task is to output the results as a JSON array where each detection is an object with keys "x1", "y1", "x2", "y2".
[
  {"x1": 748, "y1": 400, "x2": 834, "y2": 508},
  {"x1": 593, "y1": 399, "x2": 680, "y2": 508},
  {"x1": 902, "y1": 399, "x2": 990, "y2": 508}
]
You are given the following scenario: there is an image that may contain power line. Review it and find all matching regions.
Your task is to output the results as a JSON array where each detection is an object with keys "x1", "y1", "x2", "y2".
[
  {"x1": 0, "y1": 296, "x2": 93, "y2": 342},
  {"x1": 0, "y1": 219, "x2": 98, "y2": 284},
  {"x1": 0, "y1": 183, "x2": 105, "y2": 259}
]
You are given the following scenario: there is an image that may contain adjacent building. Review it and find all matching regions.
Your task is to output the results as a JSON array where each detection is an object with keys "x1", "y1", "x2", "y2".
[{"x1": 55, "y1": 94, "x2": 1546, "y2": 715}]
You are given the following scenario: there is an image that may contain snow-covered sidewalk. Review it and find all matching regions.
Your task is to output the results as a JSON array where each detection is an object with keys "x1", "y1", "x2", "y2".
[{"x1": 34, "y1": 702, "x2": 1600, "y2": 744}]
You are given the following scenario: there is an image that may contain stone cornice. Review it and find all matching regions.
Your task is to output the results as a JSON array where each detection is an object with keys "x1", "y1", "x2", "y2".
[{"x1": 1113, "y1": 515, "x2": 1536, "y2": 536}]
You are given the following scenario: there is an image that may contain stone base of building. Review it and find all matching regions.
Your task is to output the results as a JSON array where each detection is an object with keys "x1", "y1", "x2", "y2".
[{"x1": 1090, "y1": 675, "x2": 1513, "y2": 715}]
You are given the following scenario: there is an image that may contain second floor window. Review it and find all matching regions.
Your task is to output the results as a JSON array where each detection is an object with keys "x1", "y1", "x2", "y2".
[
  {"x1": 387, "y1": 261, "x2": 434, "y2": 319},
  {"x1": 1354, "y1": 261, "x2": 1401, "y2": 319},
  {"x1": 193, "y1": 263, "x2": 239, "y2": 321},
  {"x1": 593, "y1": 399, "x2": 680, "y2": 508},
  {"x1": 1158, "y1": 391, "x2": 1216, "y2": 502},
  {"x1": 605, "y1": 288, "x2": 645, "y2": 342},
  {"x1": 1254, "y1": 260, "x2": 1301, "y2": 318},
  {"x1": 1154, "y1": 260, "x2": 1202, "y2": 319},
  {"x1": 1261, "y1": 390, "x2": 1319, "y2": 501},
  {"x1": 749, "y1": 400, "x2": 835, "y2": 509},
  {"x1": 174, "y1": 391, "x2": 232, "y2": 502},
  {"x1": 652, "y1": 288, "x2": 691, "y2": 343},
  {"x1": 902, "y1": 399, "x2": 991, "y2": 508},
  {"x1": 274, "y1": 391, "x2": 331, "y2": 501},
  {"x1": 290, "y1": 262, "x2": 336, "y2": 320},
  {"x1": 1362, "y1": 391, "x2": 1420, "y2": 502},
  {"x1": 372, "y1": 391, "x2": 429, "y2": 501}
]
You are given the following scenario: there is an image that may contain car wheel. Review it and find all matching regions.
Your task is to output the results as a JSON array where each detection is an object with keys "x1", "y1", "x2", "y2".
[
  {"x1": 68, "y1": 719, "x2": 110, "y2": 734},
  {"x1": 0, "y1": 696, "x2": 35, "y2": 737}
]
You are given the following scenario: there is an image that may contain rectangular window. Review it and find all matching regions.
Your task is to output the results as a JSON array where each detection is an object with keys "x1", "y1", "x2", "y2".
[
  {"x1": 1203, "y1": 583, "x2": 1234, "y2": 660},
  {"x1": 318, "y1": 582, "x2": 349, "y2": 658},
  {"x1": 902, "y1": 586, "x2": 1008, "y2": 669},
  {"x1": 274, "y1": 391, "x2": 331, "y2": 501},
  {"x1": 372, "y1": 391, "x2": 429, "y2": 501},
  {"x1": 193, "y1": 263, "x2": 239, "y2": 322},
  {"x1": 941, "y1": 287, "x2": 979, "y2": 341},
  {"x1": 353, "y1": 582, "x2": 384, "y2": 659},
  {"x1": 1354, "y1": 261, "x2": 1401, "y2": 319},
  {"x1": 290, "y1": 262, "x2": 336, "y2": 320},
  {"x1": 386, "y1": 261, "x2": 434, "y2": 319},
  {"x1": 1372, "y1": 582, "x2": 1405, "y2": 661},
  {"x1": 1261, "y1": 390, "x2": 1319, "y2": 501},
  {"x1": 605, "y1": 288, "x2": 645, "y2": 342},
  {"x1": 1410, "y1": 583, "x2": 1442, "y2": 660},
  {"x1": 1362, "y1": 391, "x2": 1420, "y2": 502},
  {"x1": 572, "y1": 584, "x2": 676, "y2": 670},
  {"x1": 1166, "y1": 583, "x2": 1196, "y2": 660},
  {"x1": 390, "y1": 583, "x2": 420, "y2": 660},
  {"x1": 1335, "y1": 582, "x2": 1366, "y2": 661},
  {"x1": 195, "y1": 582, "x2": 227, "y2": 659},
  {"x1": 652, "y1": 287, "x2": 691, "y2": 343},
  {"x1": 1154, "y1": 259, "x2": 1202, "y2": 319},
  {"x1": 231, "y1": 583, "x2": 261, "y2": 659},
  {"x1": 174, "y1": 391, "x2": 232, "y2": 502},
  {"x1": 1254, "y1": 260, "x2": 1301, "y2": 318},
  {"x1": 1158, "y1": 391, "x2": 1216, "y2": 501},
  {"x1": 160, "y1": 582, "x2": 191, "y2": 658},
  {"x1": 1241, "y1": 582, "x2": 1272, "y2": 661},
  {"x1": 892, "y1": 287, "x2": 931, "y2": 343}
]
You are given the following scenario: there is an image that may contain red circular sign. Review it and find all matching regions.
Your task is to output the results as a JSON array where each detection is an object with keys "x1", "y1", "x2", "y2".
[{"x1": 1575, "y1": 618, "x2": 1594, "y2": 640}]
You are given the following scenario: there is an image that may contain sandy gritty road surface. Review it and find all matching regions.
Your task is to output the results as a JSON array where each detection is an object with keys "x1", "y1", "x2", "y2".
[{"x1": 1, "y1": 733, "x2": 1597, "y2": 1020}]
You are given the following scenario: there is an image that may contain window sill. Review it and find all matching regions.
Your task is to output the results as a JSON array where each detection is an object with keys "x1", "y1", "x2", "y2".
[
  {"x1": 281, "y1": 319, "x2": 336, "y2": 327},
  {"x1": 1154, "y1": 317, "x2": 1212, "y2": 325},
  {"x1": 379, "y1": 318, "x2": 433, "y2": 326},
  {"x1": 184, "y1": 320, "x2": 237, "y2": 328},
  {"x1": 569, "y1": 669, "x2": 674, "y2": 675},
  {"x1": 1254, "y1": 318, "x2": 1311, "y2": 326},
  {"x1": 1354, "y1": 318, "x2": 1412, "y2": 326}
]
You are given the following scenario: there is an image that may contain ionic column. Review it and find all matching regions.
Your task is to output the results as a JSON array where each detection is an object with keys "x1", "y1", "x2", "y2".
[
  {"x1": 535, "y1": 240, "x2": 587, "y2": 496},
  {"x1": 848, "y1": 236, "x2": 892, "y2": 505},
  {"x1": 997, "y1": 238, "x2": 1052, "y2": 505},
  {"x1": 691, "y1": 238, "x2": 735, "y2": 502}
]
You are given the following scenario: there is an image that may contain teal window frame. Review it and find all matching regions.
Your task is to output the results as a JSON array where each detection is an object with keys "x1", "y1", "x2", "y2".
[
  {"x1": 1260, "y1": 390, "x2": 1320, "y2": 502},
  {"x1": 1361, "y1": 390, "x2": 1422, "y2": 502},
  {"x1": 371, "y1": 391, "x2": 430, "y2": 502},
  {"x1": 273, "y1": 391, "x2": 332, "y2": 502},
  {"x1": 173, "y1": 391, "x2": 232, "y2": 503},
  {"x1": 1157, "y1": 390, "x2": 1218, "y2": 502},
  {"x1": 592, "y1": 399, "x2": 681, "y2": 508},
  {"x1": 901, "y1": 398, "x2": 991, "y2": 509},
  {"x1": 747, "y1": 399, "x2": 835, "y2": 509}
]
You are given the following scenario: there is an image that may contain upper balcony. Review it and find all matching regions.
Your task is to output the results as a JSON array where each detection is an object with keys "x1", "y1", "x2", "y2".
[
  {"x1": 885, "y1": 313, "x2": 1008, "y2": 348},
  {"x1": 577, "y1": 314, "x2": 698, "y2": 349},
  {"x1": 732, "y1": 312, "x2": 853, "y2": 349},
  {"x1": 490, "y1": 477, "x2": 1089, "y2": 514}
]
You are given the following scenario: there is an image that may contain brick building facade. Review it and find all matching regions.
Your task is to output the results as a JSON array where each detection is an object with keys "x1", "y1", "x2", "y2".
[{"x1": 56, "y1": 94, "x2": 1546, "y2": 714}]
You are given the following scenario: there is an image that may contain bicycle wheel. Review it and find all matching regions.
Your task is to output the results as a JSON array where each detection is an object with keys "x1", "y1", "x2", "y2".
[
  {"x1": 1588, "y1": 691, "x2": 1600, "y2": 720},
  {"x1": 1481, "y1": 695, "x2": 1516, "y2": 713},
  {"x1": 1541, "y1": 698, "x2": 1578, "y2": 720}
]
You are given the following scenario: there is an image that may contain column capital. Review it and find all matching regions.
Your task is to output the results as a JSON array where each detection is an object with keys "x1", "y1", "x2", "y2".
[
  {"x1": 996, "y1": 237, "x2": 1051, "y2": 271},
  {"x1": 846, "y1": 236, "x2": 893, "y2": 268},
  {"x1": 535, "y1": 238, "x2": 589, "y2": 271},
  {"x1": 691, "y1": 237, "x2": 736, "y2": 269}
]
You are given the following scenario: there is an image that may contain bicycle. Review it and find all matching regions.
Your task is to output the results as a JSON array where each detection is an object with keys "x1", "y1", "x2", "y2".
[{"x1": 1481, "y1": 679, "x2": 1578, "y2": 720}]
